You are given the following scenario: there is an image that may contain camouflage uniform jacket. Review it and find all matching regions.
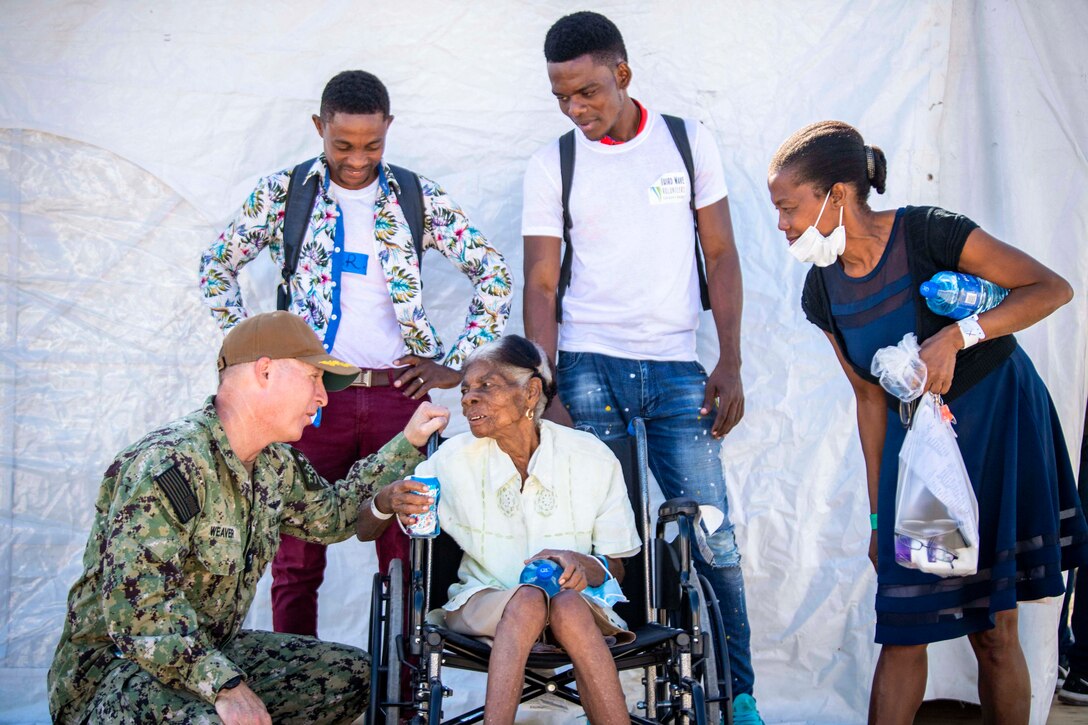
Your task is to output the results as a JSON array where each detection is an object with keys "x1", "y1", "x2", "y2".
[{"x1": 47, "y1": 397, "x2": 422, "y2": 723}]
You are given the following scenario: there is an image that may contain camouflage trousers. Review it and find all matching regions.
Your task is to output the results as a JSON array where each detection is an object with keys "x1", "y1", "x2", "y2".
[{"x1": 82, "y1": 630, "x2": 370, "y2": 724}]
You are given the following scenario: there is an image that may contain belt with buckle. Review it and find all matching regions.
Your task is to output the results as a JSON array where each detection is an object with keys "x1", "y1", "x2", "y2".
[{"x1": 350, "y1": 369, "x2": 394, "y2": 388}]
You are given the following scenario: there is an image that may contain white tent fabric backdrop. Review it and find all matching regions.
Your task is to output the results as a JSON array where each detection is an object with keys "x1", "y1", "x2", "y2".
[{"x1": 2, "y1": 1, "x2": 1086, "y2": 723}]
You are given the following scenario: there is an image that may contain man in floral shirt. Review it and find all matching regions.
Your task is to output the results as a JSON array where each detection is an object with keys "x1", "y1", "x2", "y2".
[
  {"x1": 199, "y1": 71, "x2": 511, "y2": 637},
  {"x1": 48, "y1": 312, "x2": 450, "y2": 724}
]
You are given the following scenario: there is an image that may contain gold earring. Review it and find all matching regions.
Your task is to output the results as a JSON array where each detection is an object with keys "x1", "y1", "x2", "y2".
[{"x1": 526, "y1": 409, "x2": 535, "y2": 420}]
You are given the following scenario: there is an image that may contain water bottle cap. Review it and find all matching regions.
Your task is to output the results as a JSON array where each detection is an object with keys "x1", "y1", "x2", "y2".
[{"x1": 919, "y1": 281, "x2": 936, "y2": 298}]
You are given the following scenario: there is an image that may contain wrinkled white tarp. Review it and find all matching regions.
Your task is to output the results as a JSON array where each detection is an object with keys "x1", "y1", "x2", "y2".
[{"x1": 2, "y1": 2, "x2": 1086, "y2": 723}]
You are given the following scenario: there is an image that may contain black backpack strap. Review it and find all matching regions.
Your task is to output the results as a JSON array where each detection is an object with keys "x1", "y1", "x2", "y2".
[
  {"x1": 556, "y1": 130, "x2": 576, "y2": 323},
  {"x1": 388, "y1": 164, "x2": 426, "y2": 265},
  {"x1": 278, "y1": 158, "x2": 321, "y2": 311},
  {"x1": 662, "y1": 114, "x2": 711, "y2": 311}
]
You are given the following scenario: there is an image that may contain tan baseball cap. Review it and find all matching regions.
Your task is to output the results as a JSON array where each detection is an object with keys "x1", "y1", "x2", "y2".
[{"x1": 216, "y1": 311, "x2": 360, "y2": 392}]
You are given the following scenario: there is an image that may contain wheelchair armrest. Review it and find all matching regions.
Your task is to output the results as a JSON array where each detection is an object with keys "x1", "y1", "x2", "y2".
[
  {"x1": 652, "y1": 498, "x2": 701, "y2": 610},
  {"x1": 658, "y1": 496, "x2": 699, "y2": 523}
]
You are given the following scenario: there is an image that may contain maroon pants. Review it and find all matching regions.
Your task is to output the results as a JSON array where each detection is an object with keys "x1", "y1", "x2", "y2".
[{"x1": 271, "y1": 376, "x2": 423, "y2": 637}]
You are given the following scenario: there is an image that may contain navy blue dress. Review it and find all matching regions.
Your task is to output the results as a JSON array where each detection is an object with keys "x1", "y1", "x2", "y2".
[{"x1": 821, "y1": 209, "x2": 1088, "y2": 645}]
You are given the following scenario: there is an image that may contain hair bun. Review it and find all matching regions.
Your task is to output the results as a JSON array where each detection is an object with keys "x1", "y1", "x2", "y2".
[{"x1": 868, "y1": 144, "x2": 887, "y2": 195}]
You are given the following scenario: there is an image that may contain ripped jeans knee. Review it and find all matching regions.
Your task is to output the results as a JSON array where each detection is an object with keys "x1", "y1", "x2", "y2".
[{"x1": 698, "y1": 514, "x2": 742, "y2": 569}]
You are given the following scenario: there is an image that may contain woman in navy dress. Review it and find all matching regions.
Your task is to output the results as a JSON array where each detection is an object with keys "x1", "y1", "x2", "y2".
[{"x1": 767, "y1": 120, "x2": 1088, "y2": 724}]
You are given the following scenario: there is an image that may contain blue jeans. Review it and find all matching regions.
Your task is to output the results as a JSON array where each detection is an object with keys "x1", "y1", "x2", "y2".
[{"x1": 557, "y1": 350, "x2": 755, "y2": 698}]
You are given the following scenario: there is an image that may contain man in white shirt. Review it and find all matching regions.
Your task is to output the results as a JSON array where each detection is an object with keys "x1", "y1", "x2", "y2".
[{"x1": 522, "y1": 12, "x2": 762, "y2": 722}]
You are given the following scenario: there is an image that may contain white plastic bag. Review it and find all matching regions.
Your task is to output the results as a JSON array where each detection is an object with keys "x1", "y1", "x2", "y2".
[
  {"x1": 894, "y1": 392, "x2": 979, "y2": 577},
  {"x1": 872, "y1": 333, "x2": 928, "y2": 402}
]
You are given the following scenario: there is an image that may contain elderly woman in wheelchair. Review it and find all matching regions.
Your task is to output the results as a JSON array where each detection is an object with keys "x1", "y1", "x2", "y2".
[{"x1": 359, "y1": 335, "x2": 640, "y2": 724}]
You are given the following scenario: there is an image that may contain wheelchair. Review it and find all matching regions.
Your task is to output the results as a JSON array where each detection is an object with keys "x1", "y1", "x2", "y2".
[{"x1": 365, "y1": 419, "x2": 733, "y2": 724}]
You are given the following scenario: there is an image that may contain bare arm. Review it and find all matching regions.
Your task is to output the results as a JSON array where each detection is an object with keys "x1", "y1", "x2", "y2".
[
  {"x1": 602, "y1": 555, "x2": 626, "y2": 585},
  {"x1": 523, "y1": 235, "x2": 562, "y2": 363},
  {"x1": 354, "y1": 495, "x2": 395, "y2": 542},
  {"x1": 919, "y1": 227, "x2": 1074, "y2": 395},
  {"x1": 523, "y1": 235, "x2": 573, "y2": 426},
  {"x1": 825, "y1": 331, "x2": 887, "y2": 568},
  {"x1": 696, "y1": 197, "x2": 745, "y2": 438}
]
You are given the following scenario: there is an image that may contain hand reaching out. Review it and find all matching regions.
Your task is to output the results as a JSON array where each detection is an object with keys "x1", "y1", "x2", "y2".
[{"x1": 403, "y1": 402, "x2": 450, "y2": 447}]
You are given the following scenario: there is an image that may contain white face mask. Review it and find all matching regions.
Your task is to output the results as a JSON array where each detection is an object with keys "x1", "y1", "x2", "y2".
[{"x1": 788, "y1": 190, "x2": 845, "y2": 267}]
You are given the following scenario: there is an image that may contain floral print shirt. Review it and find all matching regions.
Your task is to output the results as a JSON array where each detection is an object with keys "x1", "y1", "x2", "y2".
[{"x1": 199, "y1": 157, "x2": 512, "y2": 368}]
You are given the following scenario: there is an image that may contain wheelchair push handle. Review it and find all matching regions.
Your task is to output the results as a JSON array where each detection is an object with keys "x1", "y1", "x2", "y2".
[
  {"x1": 426, "y1": 431, "x2": 442, "y2": 457},
  {"x1": 658, "y1": 496, "x2": 700, "y2": 523},
  {"x1": 655, "y1": 497, "x2": 701, "y2": 587}
]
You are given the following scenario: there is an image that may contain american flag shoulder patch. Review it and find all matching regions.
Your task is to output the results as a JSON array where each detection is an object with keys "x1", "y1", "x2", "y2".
[{"x1": 155, "y1": 465, "x2": 201, "y2": 524}]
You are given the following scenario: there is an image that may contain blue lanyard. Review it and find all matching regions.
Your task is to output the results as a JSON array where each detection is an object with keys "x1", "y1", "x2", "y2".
[
  {"x1": 319, "y1": 166, "x2": 390, "y2": 355},
  {"x1": 320, "y1": 172, "x2": 348, "y2": 353}
]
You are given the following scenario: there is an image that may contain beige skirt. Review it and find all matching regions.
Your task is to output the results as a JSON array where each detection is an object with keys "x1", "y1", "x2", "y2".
[{"x1": 444, "y1": 585, "x2": 635, "y2": 646}]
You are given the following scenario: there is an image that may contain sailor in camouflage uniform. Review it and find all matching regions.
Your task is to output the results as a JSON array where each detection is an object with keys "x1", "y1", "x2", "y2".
[{"x1": 48, "y1": 312, "x2": 450, "y2": 724}]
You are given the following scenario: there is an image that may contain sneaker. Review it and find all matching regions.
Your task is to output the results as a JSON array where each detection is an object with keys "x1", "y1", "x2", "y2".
[
  {"x1": 1059, "y1": 669, "x2": 1088, "y2": 705},
  {"x1": 1058, "y1": 658, "x2": 1071, "y2": 692},
  {"x1": 732, "y1": 693, "x2": 766, "y2": 725}
]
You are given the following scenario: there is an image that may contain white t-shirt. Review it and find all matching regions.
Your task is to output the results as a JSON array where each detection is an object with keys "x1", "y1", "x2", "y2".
[
  {"x1": 521, "y1": 111, "x2": 729, "y2": 361},
  {"x1": 328, "y1": 179, "x2": 408, "y2": 368}
]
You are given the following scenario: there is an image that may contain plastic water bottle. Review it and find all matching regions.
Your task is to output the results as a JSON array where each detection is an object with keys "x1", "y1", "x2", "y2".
[
  {"x1": 519, "y1": 559, "x2": 562, "y2": 597},
  {"x1": 919, "y1": 271, "x2": 1009, "y2": 320}
]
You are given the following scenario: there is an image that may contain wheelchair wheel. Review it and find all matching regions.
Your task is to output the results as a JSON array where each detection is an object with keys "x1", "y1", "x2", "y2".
[
  {"x1": 365, "y1": 572, "x2": 384, "y2": 725},
  {"x1": 695, "y1": 574, "x2": 726, "y2": 725},
  {"x1": 385, "y1": 557, "x2": 405, "y2": 723},
  {"x1": 365, "y1": 560, "x2": 406, "y2": 725}
]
